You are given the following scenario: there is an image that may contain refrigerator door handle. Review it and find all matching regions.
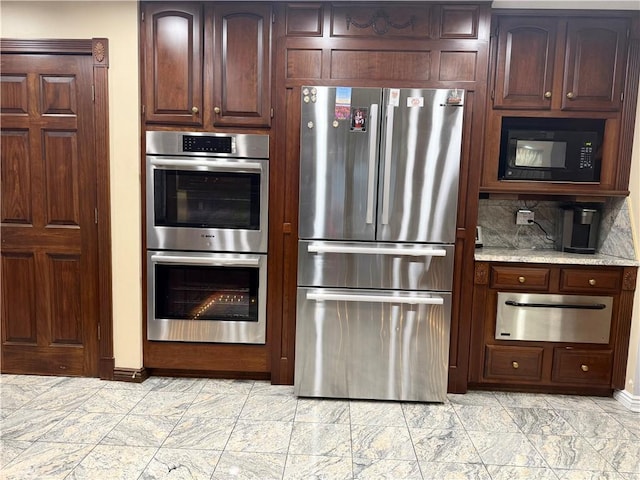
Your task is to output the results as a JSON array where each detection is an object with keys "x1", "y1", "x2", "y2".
[
  {"x1": 366, "y1": 104, "x2": 379, "y2": 224},
  {"x1": 381, "y1": 104, "x2": 395, "y2": 225},
  {"x1": 308, "y1": 244, "x2": 447, "y2": 257},
  {"x1": 307, "y1": 292, "x2": 444, "y2": 305}
]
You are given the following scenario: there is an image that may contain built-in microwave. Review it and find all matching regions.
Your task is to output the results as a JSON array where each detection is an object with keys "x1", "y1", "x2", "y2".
[{"x1": 498, "y1": 118, "x2": 603, "y2": 182}]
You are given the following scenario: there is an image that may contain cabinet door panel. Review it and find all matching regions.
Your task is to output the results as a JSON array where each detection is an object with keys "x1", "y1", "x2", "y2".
[
  {"x1": 562, "y1": 19, "x2": 629, "y2": 111},
  {"x1": 493, "y1": 17, "x2": 556, "y2": 109},
  {"x1": 212, "y1": 4, "x2": 271, "y2": 127},
  {"x1": 143, "y1": 3, "x2": 203, "y2": 125}
]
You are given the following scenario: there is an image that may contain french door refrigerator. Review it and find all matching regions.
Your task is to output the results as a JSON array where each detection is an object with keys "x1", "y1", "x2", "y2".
[{"x1": 295, "y1": 87, "x2": 465, "y2": 402}]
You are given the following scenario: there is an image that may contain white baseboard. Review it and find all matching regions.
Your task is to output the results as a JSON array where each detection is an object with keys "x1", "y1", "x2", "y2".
[{"x1": 614, "y1": 389, "x2": 640, "y2": 413}]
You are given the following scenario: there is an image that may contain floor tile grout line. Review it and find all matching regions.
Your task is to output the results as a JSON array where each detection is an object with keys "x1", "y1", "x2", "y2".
[{"x1": 401, "y1": 401, "x2": 425, "y2": 480}]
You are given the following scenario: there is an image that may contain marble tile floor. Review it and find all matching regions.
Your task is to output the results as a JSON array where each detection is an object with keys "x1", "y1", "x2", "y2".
[{"x1": 1, "y1": 374, "x2": 639, "y2": 480}]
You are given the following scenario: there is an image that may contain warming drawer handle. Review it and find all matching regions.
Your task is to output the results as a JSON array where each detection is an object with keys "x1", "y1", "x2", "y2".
[
  {"x1": 504, "y1": 300, "x2": 607, "y2": 310},
  {"x1": 308, "y1": 244, "x2": 447, "y2": 257},
  {"x1": 150, "y1": 254, "x2": 260, "y2": 267},
  {"x1": 149, "y1": 158, "x2": 263, "y2": 171},
  {"x1": 366, "y1": 104, "x2": 379, "y2": 225},
  {"x1": 307, "y1": 292, "x2": 444, "y2": 305}
]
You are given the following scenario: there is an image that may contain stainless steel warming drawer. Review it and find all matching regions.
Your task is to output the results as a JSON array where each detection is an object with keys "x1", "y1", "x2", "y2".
[{"x1": 496, "y1": 292, "x2": 613, "y2": 344}]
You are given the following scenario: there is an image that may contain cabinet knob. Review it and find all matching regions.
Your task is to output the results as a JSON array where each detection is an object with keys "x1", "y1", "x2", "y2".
[
  {"x1": 518, "y1": 276, "x2": 526, "y2": 284},
  {"x1": 589, "y1": 278, "x2": 596, "y2": 286},
  {"x1": 566, "y1": 92, "x2": 575, "y2": 99},
  {"x1": 512, "y1": 361, "x2": 519, "y2": 369},
  {"x1": 191, "y1": 106, "x2": 199, "y2": 114},
  {"x1": 214, "y1": 106, "x2": 221, "y2": 114},
  {"x1": 581, "y1": 364, "x2": 589, "y2": 372},
  {"x1": 544, "y1": 91, "x2": 552, "y2": 99}
]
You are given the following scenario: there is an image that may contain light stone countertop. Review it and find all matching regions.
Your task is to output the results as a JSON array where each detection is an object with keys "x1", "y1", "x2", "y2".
[{"x1": 475, "y1": 247, "x2": 639, "y2": 267}]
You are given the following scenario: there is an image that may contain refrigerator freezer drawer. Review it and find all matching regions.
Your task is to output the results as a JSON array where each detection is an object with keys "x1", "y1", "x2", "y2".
[
  {"x1": 496, "y1": 293, "x2": 613, "y2": 344},
  {"x1": 298, "y1": 240, "x2": 454, "y2": 291},
  {"x1": 294, "y1": 287, "x2": 451, "y2": 402}
]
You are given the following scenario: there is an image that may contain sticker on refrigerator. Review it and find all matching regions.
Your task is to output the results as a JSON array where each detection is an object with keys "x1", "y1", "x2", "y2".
[
  {"x1": 388, "y1": 89, "x2": 400, "y2": 107},
  {"x1": 350, "y1": 107, "x2": 367, "y2": 132},
  {"x1": 407, "y1": 96, "x2": 424, "y2": 108},
  {"x1": 334, "y1": 87, "x2": 352, "y2": 120}
]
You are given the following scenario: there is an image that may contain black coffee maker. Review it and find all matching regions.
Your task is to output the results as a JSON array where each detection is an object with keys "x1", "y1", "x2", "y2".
[{"x1": 557, "y1": 206, "x2": 600, "y2": 254}]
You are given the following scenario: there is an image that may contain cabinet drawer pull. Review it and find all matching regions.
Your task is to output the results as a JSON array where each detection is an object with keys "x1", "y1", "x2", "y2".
[
  {"x1": 544, "y1": 91, "x2": 552, "y2": 99},
  {"x1": 589, "y1": 278, "x2": 596, "y2": 286},
  {"x1": 191, "y1": 106, "x2": 199, "y2": 114},
  {"x1": 214, "y1": 106, "x2": 221, "y2": 114},
  {"x1": 581, "y1": 364, "x2": 589, "y2": 372},
  {"x1": 566, "y1": 92, "x2": 575, "y2": 99},
  {"x1": 512, "y1": 361, "x2": 519, "y2": 369},
  {"x1": 518, "y1": 276, "x2": 526, "y2": 283}
]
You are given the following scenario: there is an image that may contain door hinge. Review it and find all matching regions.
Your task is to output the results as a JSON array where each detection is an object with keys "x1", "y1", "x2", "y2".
[
  {"x1": 92, "y1": 85, "x2": 95, "y2": 102},
  {"x1": 270, "y1": 107, "x2": 274, "y2": 118},
  {"x1": 272, "y1": 12, "x2": 276, "y2": 23},
  {"x1": 95, "y1": 207, "x2": 98, "y2": 224},
  {"x1": 142, "y1": 104, "x2": 145, "y2": 115},
  {"x1": 97, "y1": 323, "x2": 101, "y2": 341},
  {"x1": 621, "y1": 91, "x2": 624, "y2": 103},
  {"x1": 141, "y1": 11, "x2": 144, "y2": 22},
  {"x1": 490, "y1": 89, "x2": 494, "y2": 100}
]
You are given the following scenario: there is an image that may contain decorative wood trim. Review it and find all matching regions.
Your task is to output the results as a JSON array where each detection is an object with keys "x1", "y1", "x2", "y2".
[
  {"x1": 622, "y1": 267, "x2": 638, "y2": 291},
  {"x1": 475, "y1": 262, "x2": 490, "y2": 285},
  {"x1": 617, "y1": 32, "x2": 640, "y2": 189},
  {"x1": 113, "y1": 367, "x2": 149, "y2": 383},
  {"x1": 346, "y1": 9, "x2": 416, "y2": 35},
  {"x1": 2, "y1": 38, "x2": 114, "y2": 380}
]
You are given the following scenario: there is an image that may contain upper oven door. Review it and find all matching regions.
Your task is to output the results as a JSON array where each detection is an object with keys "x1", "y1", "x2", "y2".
[{"x1": 146, "y1": 155, "x2": 269, "y2": 252}]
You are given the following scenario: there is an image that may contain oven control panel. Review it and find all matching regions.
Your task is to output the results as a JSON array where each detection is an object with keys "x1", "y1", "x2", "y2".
[{"x1": 183, "y1": 135, "x2": 234, "y2": 154}]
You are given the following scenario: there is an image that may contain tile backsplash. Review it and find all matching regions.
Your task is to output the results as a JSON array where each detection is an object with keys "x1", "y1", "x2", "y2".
[{"x1": 477, "y1": 197, "x2": 636, "y2": 260}]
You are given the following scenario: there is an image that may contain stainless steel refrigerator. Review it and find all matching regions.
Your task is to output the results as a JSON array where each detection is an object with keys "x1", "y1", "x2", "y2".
[{"x1": 294, "y1": 86, "x2": 465, "y2": 402}]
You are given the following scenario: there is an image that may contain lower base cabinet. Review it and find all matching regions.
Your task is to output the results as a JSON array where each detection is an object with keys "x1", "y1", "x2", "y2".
[{"x1": 469, "y1": 261, "x2": 637, "y2": 394}]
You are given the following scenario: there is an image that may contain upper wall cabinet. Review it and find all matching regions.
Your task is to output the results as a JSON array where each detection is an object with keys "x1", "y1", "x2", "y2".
[
  {"x1": 142, "y1": 2, "x2": 272, "y2": 128},
  {"x1": 492, "y1": 15, "x2": 629, "y2": 112},
  {"x1": 143, "y1": 3, "x2": 204, "y2": 125},
  {"x1": 209, "y1": 4, "x2": 272, "y2": 127}
]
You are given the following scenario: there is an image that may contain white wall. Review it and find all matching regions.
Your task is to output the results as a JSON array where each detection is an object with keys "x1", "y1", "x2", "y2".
[{"x1": 1, "y1": 1, "x2": 143, "y2": 369}]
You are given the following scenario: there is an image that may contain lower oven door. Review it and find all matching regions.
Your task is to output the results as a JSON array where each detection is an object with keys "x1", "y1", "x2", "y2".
[
  {"x1": 147, "y1": 251, "x2": 266, "y2": 344},
  {"x1": 294, "y1": 287, "x2": 451, "y2": 402}
]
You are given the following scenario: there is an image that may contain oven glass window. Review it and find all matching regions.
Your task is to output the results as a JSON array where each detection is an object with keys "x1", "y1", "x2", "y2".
[
  {"x1": 155, "y1": 264, "x2": 259, "y2": 322},
  {"x1": 154, "y1": 170, "x2": 261, "y2": 229}
]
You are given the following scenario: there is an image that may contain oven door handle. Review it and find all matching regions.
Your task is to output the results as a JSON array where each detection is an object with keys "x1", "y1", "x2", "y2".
[
  {"x1": 308, "y1": 244, "x2": 446, "y2": 257},
  {"x1": 504, "y1": 300, "x2": 607, "y2": 310},
  {"x1": 149, "y1": 158, "x2": 263, "y2": 172},
  {"x1": 307, "y1": 292, "x2": 444, "y2": 305},
  {"x1": 150, "y1": 254, "x2": 260, "y2": 267}
]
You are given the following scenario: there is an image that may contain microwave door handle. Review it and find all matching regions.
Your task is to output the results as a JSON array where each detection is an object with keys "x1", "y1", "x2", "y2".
[
  {"x1": 504, "y1": 300, "x2": 607, "y2": 310},
  {"x1": 307, "y1": 292, "x2": 444, "y2": 305},
  {"x1": 150, "y1": 254, "x2": 260, "y2": 267},
  {"x1": 366, "y1": 104, "x2": 379, "y2": 224},
  {"x1": 381, "y1": 105, "x2": 395, "y2": 225},
  {"x1": 149, "y1": 158, "x2": 263, "y2": 172}
]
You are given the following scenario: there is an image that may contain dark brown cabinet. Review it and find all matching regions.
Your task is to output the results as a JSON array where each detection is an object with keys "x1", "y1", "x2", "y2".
[
  {"x1": 142, "y1": 2, "x2": 272, "y2": 128},
  {"x1": 493, "y1": 16, "x2": 629, "y2": 111},
  {"x1": 143, "y1": 3, "x2": 203, "y2": 125},
  {"x1": 469, "y1": 262, "x2": 637, "y2": 395},
  {"x1": 209, "y1": 4, "x2": 272, "y2": 127}
]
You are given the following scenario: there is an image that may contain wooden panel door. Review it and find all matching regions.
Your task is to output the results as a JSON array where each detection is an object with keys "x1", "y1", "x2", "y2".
[
  {"x1": 211, "y1": 3, "x2": 272, "y2": 127},
  {"x1": 1, "y1": 54, "x2": 100, "y2": 376},
  {"x1": 562, "y1": 18, "x2": 629, "y2": 111},
  {"x1": 493, "y1": 16, "x2": 557, "y2": 109},
  {"x1": 143, "y1": 2, "x2": 203, "y2": 125}
]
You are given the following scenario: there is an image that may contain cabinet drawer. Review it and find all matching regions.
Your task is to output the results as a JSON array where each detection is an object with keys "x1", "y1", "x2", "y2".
[
  {"x1": 491, "y1": 266, "x2": 549, "y2": 290},
  {"x1": 485, "y1": 345, "x2": 544, "y2": 381},
  {"x1": 560, "y1": 269, "x2": 620, "y2": 293},
  {"x1": 552, "y1": 348, "x2": 613, "y2": 386}
]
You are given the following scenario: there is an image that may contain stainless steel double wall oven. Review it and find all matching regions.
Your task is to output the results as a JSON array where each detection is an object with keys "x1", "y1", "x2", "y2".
[{"x1": 146, "y1": 131, "x2": 269, "y2": 344}]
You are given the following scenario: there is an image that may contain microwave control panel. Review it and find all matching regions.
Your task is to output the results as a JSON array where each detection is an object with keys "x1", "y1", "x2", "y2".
[{"x1": 579, "y1": 145, "x2": 593, "y2": 169}]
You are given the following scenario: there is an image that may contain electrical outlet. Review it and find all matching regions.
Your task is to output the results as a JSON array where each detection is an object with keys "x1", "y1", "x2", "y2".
[{"x1": 516, "y1": 209, "x2": 535, "y2": 225}]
